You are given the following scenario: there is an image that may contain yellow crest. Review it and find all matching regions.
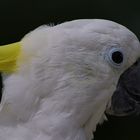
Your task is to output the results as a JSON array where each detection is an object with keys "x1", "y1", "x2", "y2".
[{"x1": 0, "y1": 42, "x2": 21, "y2": 73}]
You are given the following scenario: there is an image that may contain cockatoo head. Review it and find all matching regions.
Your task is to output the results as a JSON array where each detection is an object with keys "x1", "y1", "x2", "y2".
[{"x1": 0, "y1": 19, "x2": 140, "y2": 140}]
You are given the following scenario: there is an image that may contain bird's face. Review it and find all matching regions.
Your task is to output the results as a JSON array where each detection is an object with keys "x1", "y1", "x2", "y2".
[
  {"x1": 49, "y1": 19, "x2": 140, "y2": 91},
  {"x1": 23, "y1": 19, "x2": 140, "y2": 124}
]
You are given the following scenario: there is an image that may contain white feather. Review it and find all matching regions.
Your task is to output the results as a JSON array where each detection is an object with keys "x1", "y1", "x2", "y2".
[{"x1": 0, "y1": 19, "x2": 140, "y2": 140}]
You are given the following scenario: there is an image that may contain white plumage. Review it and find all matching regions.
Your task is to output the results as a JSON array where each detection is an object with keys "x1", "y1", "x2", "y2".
[{"x1": 0, "y1": 19, "x2": 140, "y2": 140}]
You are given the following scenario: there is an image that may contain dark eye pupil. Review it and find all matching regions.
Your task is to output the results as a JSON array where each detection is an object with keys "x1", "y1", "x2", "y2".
[{"x1": 112, "y1": 51, "x2": 123, "y2": 64}]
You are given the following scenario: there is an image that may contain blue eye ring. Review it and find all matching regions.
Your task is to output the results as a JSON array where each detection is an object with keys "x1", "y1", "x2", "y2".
[{"x1": 107, "y1": 48, "x2": 124, "y2": 67}]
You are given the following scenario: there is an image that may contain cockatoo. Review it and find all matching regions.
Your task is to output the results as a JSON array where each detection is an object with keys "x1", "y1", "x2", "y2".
[{"x1": 0, "y1": 19, "x2": 139, "y2": 140}]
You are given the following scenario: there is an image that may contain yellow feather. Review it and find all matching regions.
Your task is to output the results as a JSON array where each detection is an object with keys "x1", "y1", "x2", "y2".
[{"x1": 0, "y1": 42, "x2": 21, "y2": 73}]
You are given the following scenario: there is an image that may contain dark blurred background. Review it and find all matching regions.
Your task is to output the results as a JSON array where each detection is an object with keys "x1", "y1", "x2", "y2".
[{"x1": 0, "y1": 0, "x2": 140, "y2": 140}]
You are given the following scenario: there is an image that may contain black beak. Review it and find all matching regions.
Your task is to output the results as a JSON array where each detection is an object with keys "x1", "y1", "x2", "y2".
[{"x1": 106, "y1": 58, "x2": 140, "y2": 116}]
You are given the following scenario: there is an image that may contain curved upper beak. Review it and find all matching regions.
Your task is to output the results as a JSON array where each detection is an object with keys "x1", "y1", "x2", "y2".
[
  {"x1": 106, "y1": 58, "x2": 140, "y2": 116},
  {"x1": 0, "y1": 42, "x2": 21, "y2": 73}
]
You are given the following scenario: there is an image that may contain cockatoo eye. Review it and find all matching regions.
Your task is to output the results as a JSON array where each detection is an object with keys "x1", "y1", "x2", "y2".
[{"x1": 107, "y1": 48, "x2": 124, "y2": 67}]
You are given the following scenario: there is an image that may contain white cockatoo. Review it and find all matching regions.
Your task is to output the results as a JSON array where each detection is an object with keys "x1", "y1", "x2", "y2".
[{"x1": 0, "y1": 19, "x2": 140, "y2": 140}]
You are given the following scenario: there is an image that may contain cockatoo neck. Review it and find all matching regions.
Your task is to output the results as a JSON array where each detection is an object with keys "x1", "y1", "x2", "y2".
[{"x1": 0, "y1": 67, "x2": 117, "y2": 140}]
